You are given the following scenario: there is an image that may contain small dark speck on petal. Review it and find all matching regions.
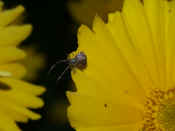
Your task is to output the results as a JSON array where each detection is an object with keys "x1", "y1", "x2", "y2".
[
  {"x1": 104, "y1": 104, "x2": 108, "y2": 108},
  {"x1": 124, "y1": 90, "x2": 128, "y2": 94}
]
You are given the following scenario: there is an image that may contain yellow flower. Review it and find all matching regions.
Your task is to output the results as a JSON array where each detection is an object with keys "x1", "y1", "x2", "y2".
[
  {"x1": 67, "y1": 0, "x2": 175, "y2": 130},
  {"x1": 0, "y1": 2, "x2": 45, "y2": 131},
  {"x1": 68, "y1": 0, "x2": 123, "y2": 26},
  {"x1": 20, "y1": 45, "x2": 46, "y2": 81}
]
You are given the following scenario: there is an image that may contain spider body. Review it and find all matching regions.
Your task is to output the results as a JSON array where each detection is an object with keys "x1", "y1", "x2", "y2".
[
  {"x1": 70, "y1": 52, "x2": 87, "y2": 70},
  {"x1": 49, "y1": 51, "x2": 87, "y2": 82}
]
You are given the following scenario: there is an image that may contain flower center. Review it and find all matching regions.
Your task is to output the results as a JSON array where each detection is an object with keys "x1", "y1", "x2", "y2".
[
  {"x1": 141, "y1": 88, "x2": 175, "y2": 131},
  {"x1": 157, "y1": 98, "x2": 175, "y2": 131}
]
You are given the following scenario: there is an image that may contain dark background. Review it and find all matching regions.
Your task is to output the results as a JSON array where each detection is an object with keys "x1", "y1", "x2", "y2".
[{"x1": 3, "y1": 0, "x2": 77, "y2": 130}]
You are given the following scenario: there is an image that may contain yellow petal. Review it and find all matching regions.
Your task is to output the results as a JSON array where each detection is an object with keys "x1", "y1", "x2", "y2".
[
  {"x1": 0, "y1": 112, "x2": 21, "y2": 131},
  {"x1": 0, "y1": 107, "x2": 28, "y2": 123},
  {"x1": 0, "y1": 99, "x2": 41, "y2": 120},
  {"x1": 0, "y1": 25, "x2": 32, "y2": 46},
  {"x1": 0, "y1": 101, "x2": 29, "y2": 123},
  {"x1": 0, "y1": 63, "x2": 26, "y2": 78},
  {"x1": 0, "y1": 78, "x2": 46, "y2": 95},
  {"x1": 0, "y1": 47, "x2": 26, "y2": 64},
  {"x1": 0, "y1": 89, "x2": 44, "y2": 108},
  {"x1": 122, "y1": 0, "x2": 161, "y2": 89},
  {"x1": 0, "y1": 5, "x2": 24, "y2": 27},
  {"x1": 107, "y1": 11, "x2": 154, "y2": 94},
  {"x1": 163, "y1": 0, "x2": 175, "y2": 88},
  {"x1": 143, "y1": 0, "x2": 167, "y2": 89}
]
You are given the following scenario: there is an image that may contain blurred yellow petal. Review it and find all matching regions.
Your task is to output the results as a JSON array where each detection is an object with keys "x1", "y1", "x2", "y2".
[
  {"x1": 0, "y1": 88, "x2": 44, "y2": 109},
  {"x1": 0, "y1": 63, "x2": 26, "y2": 78},
  {"x1": 0, "y1": 25, "x2": 32, "y2": 46},
  {"x1": 0, "y1": 78, "x2": 46, "y2": 95},
  {"x1": 0, "y1": 98, "x2": 41, "y2": 120},
  {"x1": 0, "y1": 5, "x2": 24, "y2": 27},
  {"x1": 0, "y1": 47, "x2": 26, "y2": 64},
  {"x1": 0, "y1": 112, "x2": 21, "y2": 131},
  {"x1": 0, "y1": 1, "x2": 46, "y2": 130}
]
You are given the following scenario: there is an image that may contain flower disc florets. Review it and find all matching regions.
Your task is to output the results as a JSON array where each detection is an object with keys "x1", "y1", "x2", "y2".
[{"x1": 142, "y1": 88, "x2": 175, "y2": 131}]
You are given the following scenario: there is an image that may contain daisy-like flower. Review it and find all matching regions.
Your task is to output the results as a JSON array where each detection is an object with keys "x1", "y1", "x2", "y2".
[
  {"x1": 67, "y1": 0, "x2": 175, "y2": 130},
  {"x1": 0, "y1": 2, "x2": 45, "y2": 131},
  {"x1": 68, "y1": 0, "x2": 123, "y2": 26}
]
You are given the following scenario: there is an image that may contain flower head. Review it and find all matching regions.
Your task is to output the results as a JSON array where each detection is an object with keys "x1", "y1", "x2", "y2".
[
  {"x1": 67, "y1": 0, "x2": 175, "y2": 130},
  {"x1": 0, "y1": 2, "x2": 45, "y2": 131}
]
